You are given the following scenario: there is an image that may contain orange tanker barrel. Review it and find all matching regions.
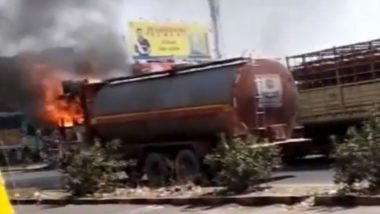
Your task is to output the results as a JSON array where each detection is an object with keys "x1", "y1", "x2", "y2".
[{"x1": 233, "y1": 58, "x2": 299, "y2": 142}]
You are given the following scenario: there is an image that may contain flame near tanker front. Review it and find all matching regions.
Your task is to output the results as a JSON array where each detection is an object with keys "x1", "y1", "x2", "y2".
[{"x1": 28, "y1": 63, "x2": 86, "y2": 128}]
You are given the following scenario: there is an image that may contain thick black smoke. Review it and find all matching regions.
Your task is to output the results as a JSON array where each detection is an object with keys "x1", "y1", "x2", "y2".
[
  {"x1": 0, "y1": 0, "x2": 128, "y2": 73},
  {"x1": 0, "y1": 0, "x2": 129, "y2": 121}
]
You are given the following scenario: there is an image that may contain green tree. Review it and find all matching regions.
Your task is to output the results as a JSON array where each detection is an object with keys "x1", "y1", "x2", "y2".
[
  {"x1": 60, "y1": 140, "x2": 126, "y2": 197},
  {"x1": 205, "y1": 134, "x2": 280, "y2": 193},
  {"x1": 334, "y1": 108, "x2": 380, "y2": 193}
]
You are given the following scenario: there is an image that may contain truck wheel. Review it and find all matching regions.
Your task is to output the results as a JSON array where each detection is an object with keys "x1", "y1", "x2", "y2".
[
  {"x1": 175, "y1": 150, "x2": 201, "y2": 184},
  {"x1": 143, "y1": 153, "x2": 170, "y2": 187}
]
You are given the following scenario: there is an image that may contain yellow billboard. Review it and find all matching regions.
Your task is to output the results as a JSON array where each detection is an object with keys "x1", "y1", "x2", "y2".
[{"x1": 128, "y1": 21, "x2": 210, "y2": 60}]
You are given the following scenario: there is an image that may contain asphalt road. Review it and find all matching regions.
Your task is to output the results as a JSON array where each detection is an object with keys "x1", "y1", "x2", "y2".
[
  {"x1": 4, "y1": 168, "x2": 334, "y2": 190},
  {"x1": 13, "y1": 205, "x2": 380, "y2": 214},
  {"x1": 4, "y1": 157, "x2": 335, "y2": 189},
  {"x1": 271, "y1": 169, "x2": 333, "y2": 185},
  {"x1": 4, "y1": 170, "x2": 63, "y2": 189}
]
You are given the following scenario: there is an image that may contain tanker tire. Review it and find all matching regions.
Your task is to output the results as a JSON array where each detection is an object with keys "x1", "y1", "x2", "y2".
[
  {"x1": 175, "y1": 150, "x2": 201, "y2": 184},
  {"x1": 143, "y1": 153, "x2": 170, "y2": 187}
]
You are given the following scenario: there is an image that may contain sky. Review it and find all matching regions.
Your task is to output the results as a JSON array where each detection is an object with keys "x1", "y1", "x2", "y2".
[
  {"x1": 219, "y1": 0, "x2": 380, "y2": 58},
  {"x1": 120, "y1": 0, "x2": 380, "y2": 59},
  {"x1": 1, "y1": 0, "x2": 380, "y2": 60},
  {"x1": 0, "y1": 0, "x2": 379, "y2": 115}
]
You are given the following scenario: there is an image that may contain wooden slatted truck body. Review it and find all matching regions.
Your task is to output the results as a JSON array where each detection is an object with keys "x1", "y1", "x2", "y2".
[{"x1": 286, "y1": 39, "x2": 380, "y2": 153}]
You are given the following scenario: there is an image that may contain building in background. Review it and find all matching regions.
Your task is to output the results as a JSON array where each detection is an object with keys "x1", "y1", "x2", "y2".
[{"x1": 0, "y1": 112, "x2": 39, "y2": 166}]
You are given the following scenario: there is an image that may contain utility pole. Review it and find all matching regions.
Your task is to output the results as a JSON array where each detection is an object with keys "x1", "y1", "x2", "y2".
[{"x1": 208, "y1": 0, "x2": 222, "y2": 59}]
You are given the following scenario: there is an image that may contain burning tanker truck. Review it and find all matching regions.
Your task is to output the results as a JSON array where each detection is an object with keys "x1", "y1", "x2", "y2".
[{"x1": 60, "y1": 57, "x2": 309, "y2": 185}]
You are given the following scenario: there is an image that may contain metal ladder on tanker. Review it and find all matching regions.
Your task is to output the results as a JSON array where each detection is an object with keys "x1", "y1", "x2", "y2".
[
  {"x1": 255, "y1": 77, "x2": 267, "y2": 132},
  {"x1": 255, "y1": 94, "x2": 267, "y2": 131}
]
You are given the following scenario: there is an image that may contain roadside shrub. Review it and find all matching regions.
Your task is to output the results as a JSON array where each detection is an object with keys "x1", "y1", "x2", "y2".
[
  {"x1": 334, "y1": 109, "x2": 380, "y2": 193},
  {"x1": 60, "y1": 140, "x2": 126, "y2": 197},
  {"x1": 204, "y1": 134, "x2": 281, "y2": 193}
]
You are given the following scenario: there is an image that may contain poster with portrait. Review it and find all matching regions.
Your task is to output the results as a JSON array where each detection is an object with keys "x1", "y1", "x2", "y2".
[{"x1": 128, "y1": 21, "x2": 210, "y2": 60}]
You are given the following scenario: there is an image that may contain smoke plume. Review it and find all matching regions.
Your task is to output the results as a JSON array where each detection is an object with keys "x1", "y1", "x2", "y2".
[
  {"x1": 0, "y1": 0, "x2": 128, "y2": 72},
  {"x1": 0, "y1": 0, "x2": 129, "y2": 122}
]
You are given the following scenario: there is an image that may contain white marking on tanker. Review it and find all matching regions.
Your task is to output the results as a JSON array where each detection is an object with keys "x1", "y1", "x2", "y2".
[
  {"x1": 89, "y1": 104, "x2": 232, "y2": 124},
  {"x1": 235, "y1": 73, "x2": 241, "y2": 84},
  {"x1": 90, "y1": 118, "x2": 98, "y2": 125},
  {"x1": 109, "y1": 60, "x2": 249, "y2": 85},
  {"x1": 241, "y1": 122, "x2": 248, "y2": 130}
]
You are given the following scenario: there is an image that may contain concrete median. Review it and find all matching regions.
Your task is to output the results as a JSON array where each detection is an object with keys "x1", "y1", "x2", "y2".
[{"x1": 9, "y1": 185, "x2": 380, "y2": 207}]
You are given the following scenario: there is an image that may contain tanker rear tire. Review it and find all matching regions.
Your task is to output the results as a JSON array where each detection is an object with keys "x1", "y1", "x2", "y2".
[
  {"x1": 175, "y1": 150, "x2": 201, "y2": 184},
  {"x1": 143, "y1": 153, "x2": 171, "y2": 188}
]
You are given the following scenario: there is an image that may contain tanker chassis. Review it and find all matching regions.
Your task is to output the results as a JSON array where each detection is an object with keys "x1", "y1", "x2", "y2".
[{"x1": 62, "y1": 58, "x2": 309, "y2": 186}]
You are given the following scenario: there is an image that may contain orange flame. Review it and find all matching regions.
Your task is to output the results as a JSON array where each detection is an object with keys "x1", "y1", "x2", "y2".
[{"x1": 30, "y1": 63, "x2": 84, "y2": 128}]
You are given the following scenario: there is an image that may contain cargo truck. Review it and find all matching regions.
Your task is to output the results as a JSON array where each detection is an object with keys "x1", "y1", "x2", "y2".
[{"x1": 286, "y1": 39, "x2": 380, "y2": 154}]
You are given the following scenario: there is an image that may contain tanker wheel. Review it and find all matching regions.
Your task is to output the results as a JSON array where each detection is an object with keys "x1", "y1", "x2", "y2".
[
  {"x1": 143, "y1": 153, "x2": 171, "y2": 187},
  {"x1": 175, "y1": 150, "x2": 201, "y2": 184}
]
